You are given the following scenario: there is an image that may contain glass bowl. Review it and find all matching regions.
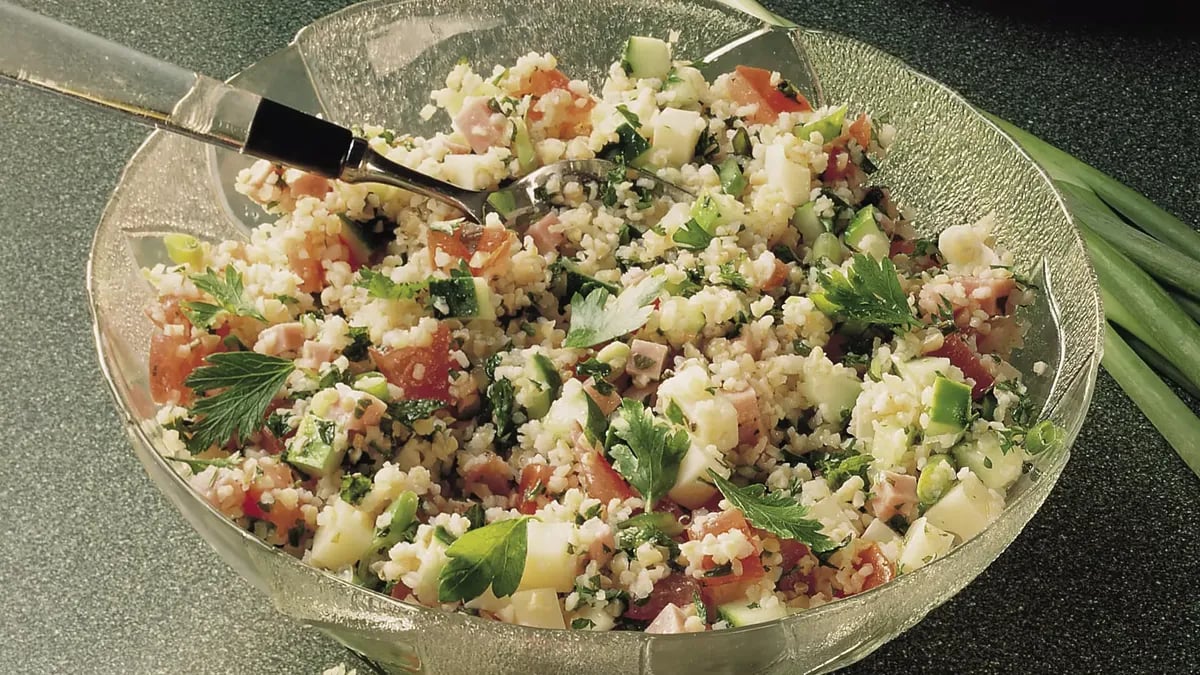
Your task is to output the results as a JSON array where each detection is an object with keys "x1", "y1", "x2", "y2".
[{"x1": 87, "y1": 0, "x2": 1103, "y2": 672}]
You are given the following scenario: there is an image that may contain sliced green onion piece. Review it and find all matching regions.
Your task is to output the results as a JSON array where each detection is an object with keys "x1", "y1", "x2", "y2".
[
  {"x1": 164, "y1": 233, "x2": 202, "y2": 267},
  {"x1": 1102, "y1": 325, "x2": 1200, "y2": 477},
  {"x1": 1024, "y1": 420, "x2": 1065, "y2": 456},
  {"x1": 1122, "y1": 332, "x2": 1200, "y2": 401},
  {"x1": 811, "y1": 232, "x2": 843, "y2": 264},
  {"x1": 1169, "y1": 292, "x2": 1200, "y2": 325},
  {"x1": 1057, "y1": 180, "x2": 1200, "y2": 301},
  {"x1": 986, "y1": 113, "x2": 1200, "y2": 263},
  {"x1": 1083, "y1": 228, "x2": 1200, "y2": 393}
]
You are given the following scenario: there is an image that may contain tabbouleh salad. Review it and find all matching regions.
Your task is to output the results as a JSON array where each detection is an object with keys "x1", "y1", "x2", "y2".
[{"x1": 143, "y1": 35, "x2": 1060, "y2": 633}]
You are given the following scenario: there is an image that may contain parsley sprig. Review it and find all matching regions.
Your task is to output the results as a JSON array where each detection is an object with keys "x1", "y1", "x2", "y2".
[
  {"x1": 184, "y1": 352, "x2": 295, "y2": 449},
  {"x1": 817, "y1": 254, "x2": 918, "y2": 330},
  {"x1": 182, "y1": 267, "x2": 265, "y2": 329},
  {"x1": 707, "y1": 470, "x2": 835, "y2": 552},
  {"x1": 608, "y1": 399, "x2": 689, "y2": 509},
  {"x1": 437, "y1": 517, "x2": 531, "y2": 603},
  {"x1": 355, "y1": 268, "x2": 427, "y2": 300},
  {"x1": 564, "y1": 276, "x2": 664, "y2": 348}
]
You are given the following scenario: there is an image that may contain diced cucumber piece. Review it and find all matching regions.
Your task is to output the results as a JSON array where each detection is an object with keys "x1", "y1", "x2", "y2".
[
  {"x1": 923, "y1": 470, "x2": 1003, "y2": 542},
  {"x1": 354, "y1": 490, "x2": 419, "y2": 584},
  {"x1": 595, "y1": 341, "x2": 630, "y2": 370},
  {"x1": 809, "y1": 290, "x2": 839, "y2": 316},
  {"x1": 621, "y1": 36, "x2": 672, "y2": 80},
  {"x1": 310, "y1": 498, "x2": 376, "y2": 570},
  {"x1": 552, "y1": 257, "x2": 619, "y2": 300},
  {"x1": 486, "y1": 190, "x2": 518, "y2": 218},
  {"x1": 792, "y1": 202, "x2": 824, "y2": 245},
  {"x1": 285, "y1": 414, "x2": 342, "y2": 478},
  {"x1": 524, "y1": 353, "x2": 563, "y2": 420},
  {"x1": 163, "y1": 233, "x2": 202, "y2": 267},
  {"x1": 795, "y1": 105, "x2": 847, "y2": 144},
  {"x1": 717, "y1": 598, "x2": 788, "y2": 627},
  {"x1": 953, "y1": 431, "x2": 1024, "y2": 491},
  {"x1": 352, "y1": 372, "x2": 391, "y2": 402},
  {"x1": 510, "y1": 588, "x2": 566, "y2": 629},
  {"x1": 428, "y1": 276, "x2": 480, "y2": 318},
  {"x1": 512, "y1": 116, "x2": 538, "y2": 172},
  {"x1": 662, "y1": 68, "x2": 700, "y2": 107},
  {"x1": 518, "y1": 521, "x2": 578, "y2": 592},
  {"x1": 897, "y1": 516, "x2": 954, "y2": 573},
  {"x1": 652, "y1": 107, "x2": 703, "y2": 167},
  {"x1": 618, "y1": 511, "x2": 684, "y2": 537},
  {"x1": 731, "y1": 127, "x2": 752, "y2": 156},
  {"x1": 690, "y1": 193, "x2": 720, "y2": 230},
  {"x1": 916, "y1": 454, "x2": 957, "y2": 508},
  {"x1": 925, "y1": 375, "x2": 971, "y2": 438},
  {"x1": 718, "y1": 157, "x2": 746, "y2": 196},
  {"x1": 798, "y1": 366, "x2": 861, "y2": 424},
  {"x1": 896, "y1": 357, "x2": 951, "y2": 389},
  {"x1": 843, "y1": 205, "x2": 885, "y2": 254},
  {"x1": 599, "y1": 123, "x2": 651, "y2": 165},
  {"x1": 811, "y1": 232, "x2": 844, "y2": 264}
]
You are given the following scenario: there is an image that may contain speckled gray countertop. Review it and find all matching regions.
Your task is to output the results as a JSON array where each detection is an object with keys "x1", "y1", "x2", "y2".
[{"x1": 0, "y1": 0, "x2": 1196, "y2": 673}]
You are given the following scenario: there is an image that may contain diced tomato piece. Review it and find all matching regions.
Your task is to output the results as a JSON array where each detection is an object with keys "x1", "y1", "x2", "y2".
[
  {"x1": 149, "y1": 331, "x2": 222, "y2": 405},
  {"x1": 930, "y1": 332, "x2": 995, "y2": 399},
  {"x1": 848, "y1": 113, "x2": 872, "y2": 149},
  {"x1": 853, "y1": 542, "x2": 895, "y2": 592},
  {"x1": 389, "y1": 581, "x2": 414, "y2": 600},
  {"x1": 524, "y1": 68, "x2": 572, "y2": 97},
  {"x1": 428, "y1": 225, "x2": 515, "y2": 278},
  {"x1": 624, "y1": 573, "x2": 701, "y2": 621},
  {"x1": 463, "y1": 453, "x2": 514, "y2": 497},
  {"x1": 890, "y1": 238, "x2": 916, "y2": 257},
  {"x1": 689, "y1": 509, "x2": 754, "y2": 541},
  {"x1": 822, "y1": 147, "x2": 850, "y2": 182},
  {"x1": 520, "y1": 68, "x2": 596, "y2": 138},
  {"x1": 338, "y1": 235, "x2": 365, "y2": 272},
  {"x1": 778, "y1": 539, "x2": 811, "y2": 572},
  {"x1": 727, "y1": 66, "x2": 812, "y2": 125},
  {"x1": 823, "y1": 332, "x2": 846, "y2": 363},
  {"x1": 517, "y1": 463, "x2": 555, "y2": 515},
  {"x1": 243, "y1": 460, "x2": 303, "y2": 536},
  {"x1": 370, "y1": 323, "x2": 453, "y2": 402},
  {"x1": 579, "y1": 450, "x2": 636, "y2": 503}
]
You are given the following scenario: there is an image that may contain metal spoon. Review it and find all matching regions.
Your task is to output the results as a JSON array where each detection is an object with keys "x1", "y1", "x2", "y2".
[{"x1": 0, "y1": 2, "x2": 690, "y2": 224}]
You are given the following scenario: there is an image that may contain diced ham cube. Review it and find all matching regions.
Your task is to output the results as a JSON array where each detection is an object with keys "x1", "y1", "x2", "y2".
[
  {"x1": 646, "y1": 603, "x2": 689, "y2": 634},
  {"x1": 583, "y1": 381, "x2": 621, "y2": 416},
  {"x1": 526, "y1": 213, "x2": 563, "y2": 254},
  {"x1": 321, "y1": 383, "x2": 387, "y2": 432},
  {"x1": 720, "y1": 387, "x2": 762, "y2": 447},
  {"x1": 453, "y1": 96, "x2": 512, "y2": 154},
  {"x1": 627, "y1": 339, "x2": 669, "y2": 381},
  {"x1": 290, "y1": 171, "x2": 332, "y2": 198},
  {"x1": 253, "y1": 322, "x2": 305, "y2": 356},
  {"x1": 868, "y1": 471, "x2": 918, "y2": 522}
]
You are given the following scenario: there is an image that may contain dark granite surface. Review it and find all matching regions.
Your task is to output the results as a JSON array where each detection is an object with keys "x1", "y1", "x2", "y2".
[{"x1": 0, "y1": 0, "x2": 1195, "y2": 673}]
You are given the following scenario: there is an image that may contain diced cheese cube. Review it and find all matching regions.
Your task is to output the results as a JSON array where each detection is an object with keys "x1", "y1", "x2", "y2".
[
  {"x1": 309, "y1": 499, "x2": 375, "y2": 570},
  {"x1": 764, "y1": 144, "x2": 811, "y2": 206},
  {"x1": 922, "y1": 470, "x2": 1004, "y2": 542},
  {"x1": 518, "y1": 521, "x2": 578, "y2": 592},
  {"x1": 898, "y1": 517, "x2": 955, "y2": 573},
  {"x1": 652, "y1": 107, "x2": 703, "y2": 166},
  {"x1": 510, "y1": 588, "x2": 566, "y2": 629},
  {"x1": 668, "y1": 445, "x2": 729, "y2": 509}
]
